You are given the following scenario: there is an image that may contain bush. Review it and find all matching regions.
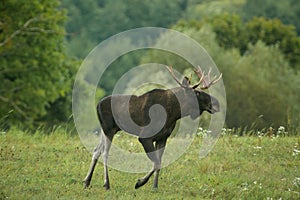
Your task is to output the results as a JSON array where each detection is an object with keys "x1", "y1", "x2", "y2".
[{"x1": 139, "y1": 25, "x2": 300, "y2": 132}]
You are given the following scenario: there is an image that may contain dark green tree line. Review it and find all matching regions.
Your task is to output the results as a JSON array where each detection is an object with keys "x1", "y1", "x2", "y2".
[
  {"x1": 61, "y1": 0, "x2": 188, "y2": 58},
  {"x1": 1, "y1": 0, "x2": 299, "y2": 132},
  {"x1": 140, "y1": 19, "x2": 300, "y2": 132},
  {"x1": 0, "y1": 0, "x2": 75, "y2": 128},
  {"x1": 176, "y1": 14, "x2": 300, "y2": 69},
  {"x1": 242, "y1": 0, "x2": 300, "y2": 35}
]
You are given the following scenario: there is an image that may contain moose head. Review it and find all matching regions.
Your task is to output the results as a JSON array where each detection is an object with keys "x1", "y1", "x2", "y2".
[
  {"x1": 83, "y1": 65, "x2": 223, "y2": 190},
  {"x1": 167, "y1": 65, "x2": 222, "y2": 119}
]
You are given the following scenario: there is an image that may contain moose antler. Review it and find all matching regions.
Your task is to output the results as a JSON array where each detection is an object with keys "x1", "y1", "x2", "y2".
[
  {"x1": 166, "y1": 65, "x2": 222, "y2": 90},
  {"x1": 166, "y1": 65, "x2": 190, "y2": 88},
  {"x1": 193, "y1": 65, "x2": 222, "y2": 90}
]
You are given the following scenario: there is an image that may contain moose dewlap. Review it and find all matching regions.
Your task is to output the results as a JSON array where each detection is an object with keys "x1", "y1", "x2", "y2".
[{"x1": 83, "y1": 65, "x2": 222, "y2": 190}]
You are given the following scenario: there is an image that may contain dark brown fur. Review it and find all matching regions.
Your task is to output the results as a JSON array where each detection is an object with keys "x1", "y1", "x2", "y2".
[{"x1": 83, "y1": 79, "x2": 220, "y2": 190}]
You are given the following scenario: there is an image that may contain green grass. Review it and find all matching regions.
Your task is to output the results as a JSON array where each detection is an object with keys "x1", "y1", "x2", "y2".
[{"x1": 0, "y1": 129, "x2": 299, "y2": 199}]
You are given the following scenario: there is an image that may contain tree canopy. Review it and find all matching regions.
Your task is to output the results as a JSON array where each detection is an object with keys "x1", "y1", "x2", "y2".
[
  {"x1": 242, "y1": 0, "x2": 300, "y2": 35},
  {"x1": 0, "y1": 0, "x2": 74, "y2": 128},
  {"x1": 176, "y1": 14, "x2": 300, "y2": 69},
  {"x1": 61, "y1": 0, "x2": 187, "y2": 58},
  {"x1": 1, "y1": 0, "x2": 299, "y2": 133},
  {"x1": 138, "y1": 25, "x2": 300, "y2": 131}
]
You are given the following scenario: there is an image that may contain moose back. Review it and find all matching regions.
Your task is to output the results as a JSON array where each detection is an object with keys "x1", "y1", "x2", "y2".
[{"x1": 83, "y1": 66, "x2": 222, "y2": 190}]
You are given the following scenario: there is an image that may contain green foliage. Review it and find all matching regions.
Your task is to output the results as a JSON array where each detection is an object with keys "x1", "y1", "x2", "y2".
[
  {"x1": 173, "y1": 15, "x2": 300, "y2": 130},
  {"x1": 61, "y1": 0, "x2": 187, "y2": 58},
  {"x1": 72, "y1": 77, "x2": 105, "y2": 132},
  {"x1": 1, "y1": 1, "x2": 299, "y2": 131},
  {"x1": 184, "y1": 0, "x2": 245, "y2": 20},
  {"x1": 198, "y1": 14, "x2": 300, "y2": 68},
  {"x1": 99, "y1": 50, "x2": 146, "y2": 95},
  {"x1": 225, "y1": 41, "x2": 300, "y2": 129},
  {"x1": 1, "y1": 130, "x2": 299, "y2": 199},
  {"x1": 246, "y1": 17, "x2": 300, "y2": 67},
  {"x1": 59, "y1": 1, "x2": 300, "y2": 131},
  {"x1": 142, "y1": 24, "x2": 300, "y2": 130},
  {"x1": 242, "y1": 0, "x2": 300, "y2": 35},
  {"x1": 0, "y1": 0, "x2": 75, "y2": 127},
  {"x1": 184, "y1": 0, "x2": 300, "y2": 42},
  {"x1": 204, "y1": 13, "x2": 248, "y2": 52}
]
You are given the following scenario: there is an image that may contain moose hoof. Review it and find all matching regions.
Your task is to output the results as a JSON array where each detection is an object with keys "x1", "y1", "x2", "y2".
[
  {"x1": 135, "y1": 178, "x2": 146, "y2": 189},
  {"x1": 83, "y1": 180, "x2": 90, "y2": 189},
  {"x1": 103, "y1": 183, "x2": 110, "y2": 190}
]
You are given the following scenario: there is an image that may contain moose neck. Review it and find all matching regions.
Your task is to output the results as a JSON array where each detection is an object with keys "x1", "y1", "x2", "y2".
[{"x1": 169, "y1": 87, "x2": 196, "y2": 120}]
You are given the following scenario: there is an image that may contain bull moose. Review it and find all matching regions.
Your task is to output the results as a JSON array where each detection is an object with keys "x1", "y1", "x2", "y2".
[{"x1": 83, "y1": 65, "x2": 222, "y2": 190}]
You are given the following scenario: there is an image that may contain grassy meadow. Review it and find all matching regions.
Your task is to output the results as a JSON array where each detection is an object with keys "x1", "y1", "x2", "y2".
[{"x1": 0, "y1": 128, "x2": 299, "y2": 200}]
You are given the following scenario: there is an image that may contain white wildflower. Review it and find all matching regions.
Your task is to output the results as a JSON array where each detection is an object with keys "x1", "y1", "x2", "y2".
[{"x1": 293, "y1": 149, "x2": 300, "y2": 156}]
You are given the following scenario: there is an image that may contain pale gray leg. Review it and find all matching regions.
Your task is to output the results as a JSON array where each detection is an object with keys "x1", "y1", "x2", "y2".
[
  {"x1": 103, "y1": 134, "x2": 113, "y2": 190},
  {"x1": 83, "y1": 135, "x2": 104, "y2": 188},
  {"x1": 153, "y1": 139, "x2": 167, "y2": 189},
  {"x1": 83, "y1": 159, "x2": 97, "y2": 188}
]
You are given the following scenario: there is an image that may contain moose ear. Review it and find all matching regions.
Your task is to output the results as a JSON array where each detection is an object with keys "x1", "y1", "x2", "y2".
[{"x1": 182, "y1": 76, "x2": 190, "y2": 88}]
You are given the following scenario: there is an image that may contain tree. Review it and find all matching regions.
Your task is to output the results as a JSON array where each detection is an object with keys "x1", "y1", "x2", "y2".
[
  {"x1": 176, "y1": 14, "x2": 300, "y2": 69},
  {"x1": 184, "y1": 0, "x2": 244, "y2": 20},
  {"x1": 204, "y1": 14, "x2": 248, "y2": 53},
  {"x1": 61, "y1": 0, "x2": 187, "y2": 58},
  {"x1": 0, "y1": 0, "x2": 74, "y2": 128},
  {"x1": 140, "y1": 25, "x2": 300, "y2": 131},
  {"x1": 242, "y1": 0, "x2": 300, "y2": 35},
  {"x1": 246, "y1": 17, "x2": 300, "y2": 68},
  {"x1": 224, "y1": 41, "x2": 300, "y2": 130}
]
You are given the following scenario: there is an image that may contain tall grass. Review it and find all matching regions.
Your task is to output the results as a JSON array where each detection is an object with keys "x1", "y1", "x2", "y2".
[{"x1": 0, "y1": 128, "x2": 299, "y2": 199}]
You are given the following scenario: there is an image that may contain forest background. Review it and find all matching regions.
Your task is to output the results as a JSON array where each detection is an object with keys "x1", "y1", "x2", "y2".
[{"x1": 1, "y1": 0, "x2": 300, "y2": 134}]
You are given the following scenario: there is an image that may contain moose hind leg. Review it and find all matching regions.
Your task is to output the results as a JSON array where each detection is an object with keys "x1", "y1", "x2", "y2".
[
  {"x1": 83, "y1": 135, "x2": 104, "y2": 188},
  {"x1": 153, "y1": 139, "x2": 167, "y2": 189},
  {"x1": 102, "y1": 133, "x2": 114, "y2": 190},
  {"x1": 135, "y1": 138, "x2": 160, "y2": 189}
]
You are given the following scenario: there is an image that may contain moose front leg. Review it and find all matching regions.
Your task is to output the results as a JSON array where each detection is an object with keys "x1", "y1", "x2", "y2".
[
  {"x1": 102, "y1": 133, "x2": 114, "y2": 190},
  {"x1": 83, "y1": 158, "x2": 98, "y2": 188},
  {"x1": 83, "y1": 136, "x2": 104, "y2": 188},
  {"x1": 153, "y1": 139, "x2": 167, "y2": 189},
  {"x1": 135, "y1": 138, "x2": 160, "y2": 189}
]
